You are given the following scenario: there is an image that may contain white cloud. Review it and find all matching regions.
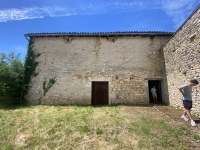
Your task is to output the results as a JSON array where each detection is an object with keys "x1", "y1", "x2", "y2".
[
  {"x1": 0, "y1": 1, "x2": 156, "y2": 22},
  {"x1": 0, "y1": 0, "x2": 198, "y2": 30},
  {"x1": 0, "y1": 6, "x2": 76, "y2": 22},
  {"x1": 160, "y1": 0, "x2": 197, "y2": 28}
]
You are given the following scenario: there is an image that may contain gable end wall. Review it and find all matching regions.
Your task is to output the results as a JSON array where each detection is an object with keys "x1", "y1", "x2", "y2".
[
  {"x1": 163, "y1": 7, "x2": 200, "y2": 116},
  {"x1": 26, "y1": 36, "x2": 170, "y2": 105}
]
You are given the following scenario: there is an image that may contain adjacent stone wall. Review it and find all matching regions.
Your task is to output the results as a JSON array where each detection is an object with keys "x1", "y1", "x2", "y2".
[
  {"x1": 26, "y1": 35, "x2": 170, "y2": 105},
  {"x1": 163, "y1": 7, "x2": 200, "y2": 116}
]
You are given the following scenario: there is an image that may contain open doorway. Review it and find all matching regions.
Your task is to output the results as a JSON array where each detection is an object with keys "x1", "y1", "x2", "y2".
[{"x1": 148, "y1": 80, "x2": 162, "y2": 104}]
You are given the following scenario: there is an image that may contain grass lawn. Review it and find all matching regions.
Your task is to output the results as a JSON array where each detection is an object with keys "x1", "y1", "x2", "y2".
[{"x1": 0, "y1": 105, "x2": 200, "y2": 150}]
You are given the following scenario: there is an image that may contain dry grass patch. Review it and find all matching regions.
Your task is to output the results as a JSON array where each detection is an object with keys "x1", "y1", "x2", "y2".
[{"x1": 0, "y1": 105, "x2": 200, "y2": 150}]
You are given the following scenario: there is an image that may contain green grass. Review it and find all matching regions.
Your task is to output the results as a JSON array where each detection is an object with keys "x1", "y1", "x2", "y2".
[
  {"x1": 0, "y1": 105, "x2": 199, "y2": 150},
  {"x1": 128, "y1": 116, "x2": 195, "y2": 149}
]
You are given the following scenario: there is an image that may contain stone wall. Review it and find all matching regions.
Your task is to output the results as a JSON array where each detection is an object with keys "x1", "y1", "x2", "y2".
[
  {"x1": 163, "y1": 7, "x2": 200, "y2": 116},
  {"x1": 26, "y1": 35, "x2": 170, "y2": 105}
]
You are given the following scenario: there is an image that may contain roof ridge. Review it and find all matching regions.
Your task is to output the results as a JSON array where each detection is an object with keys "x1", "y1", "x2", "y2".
[{"x1": 24, "y1": 31, "x2": 174, "y2": 37}]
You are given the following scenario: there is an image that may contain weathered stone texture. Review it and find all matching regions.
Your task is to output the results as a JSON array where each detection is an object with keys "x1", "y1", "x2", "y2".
[
  {"x1": 163, "y1": 8, "x2": 200, "y2": 116},
  {"x1": 27, "y1": 36, "x2": 170, "y2": 105}
]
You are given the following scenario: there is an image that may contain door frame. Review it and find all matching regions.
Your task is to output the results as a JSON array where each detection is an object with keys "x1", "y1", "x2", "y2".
[{"x1": 144, "y1": 78, "x2": 163, "y2": 104}]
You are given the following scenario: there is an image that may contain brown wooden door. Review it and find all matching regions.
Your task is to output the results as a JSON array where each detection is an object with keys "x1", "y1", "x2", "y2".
[{"x1": 92, "y1": 82, "x2": 108, "y2": 105}]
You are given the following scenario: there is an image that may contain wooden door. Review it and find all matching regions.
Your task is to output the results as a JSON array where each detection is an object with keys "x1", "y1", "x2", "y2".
[{"x1": 92, "y1": 82, "x2": 108, "y2": 105}]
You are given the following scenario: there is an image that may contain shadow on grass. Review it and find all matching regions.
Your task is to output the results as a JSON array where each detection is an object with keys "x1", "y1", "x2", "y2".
[
  {"x1": 0, "y1": 104, "x2": 31, "y2": 110},
  {"x1": 0, "y1": 102, "x2": 169, "y2": 110}
]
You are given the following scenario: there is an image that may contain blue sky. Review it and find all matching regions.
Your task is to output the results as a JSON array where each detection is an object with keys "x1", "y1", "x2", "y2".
[{"x1": 0, "y1": 0, "x2": 199, "y2": 59}]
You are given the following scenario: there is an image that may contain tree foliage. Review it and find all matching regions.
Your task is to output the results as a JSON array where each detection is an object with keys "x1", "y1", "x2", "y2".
[{"x1": 0, "y1": 52, "x2": 24, "y2": 105}]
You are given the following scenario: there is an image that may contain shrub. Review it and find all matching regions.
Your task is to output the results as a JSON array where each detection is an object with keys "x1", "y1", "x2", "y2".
[{"x1": 0, "y1": 52, "x2": 24, "y2": 105}]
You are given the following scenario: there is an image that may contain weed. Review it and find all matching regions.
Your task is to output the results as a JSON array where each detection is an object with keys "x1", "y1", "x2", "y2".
[
  {"x1": 55, "y1": 117, "x2": 63, "y2": 123},
  {"x1": 96, "y1": 128, "x2": 103, "y2": 134},
  {"x1": 48, "y1": 128, "x2": 56, "y2": 135},
  {"x1": 79, "y1": 125, "x2": 90, "y2": 133},
  {"x1": 194, "y1": 134, "x2": 200, "y2": 140}
]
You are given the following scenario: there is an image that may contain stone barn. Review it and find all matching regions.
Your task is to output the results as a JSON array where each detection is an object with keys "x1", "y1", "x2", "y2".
[
  {"x1": 24, "y1": 4, "x2": 200, "y2": 116},
  {"x1": 24, "y1": 32, "x2": 172, "y2": 105}
]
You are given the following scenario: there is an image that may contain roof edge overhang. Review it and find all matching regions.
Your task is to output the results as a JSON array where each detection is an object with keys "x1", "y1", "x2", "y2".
[{"x1": 24, "y1": 31, "x2": 174, "y2": 38}]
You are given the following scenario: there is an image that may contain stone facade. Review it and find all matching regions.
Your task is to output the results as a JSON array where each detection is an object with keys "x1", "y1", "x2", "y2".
[
  {"x1": 24, "y1": 5, "x2": 200, "y2": 116},
  {"x1": 26, "y1": 35, "x2": 171, "y2": 105},
  {"x1": 163, "y1": 6, "x2": 200, "y2": 116}
]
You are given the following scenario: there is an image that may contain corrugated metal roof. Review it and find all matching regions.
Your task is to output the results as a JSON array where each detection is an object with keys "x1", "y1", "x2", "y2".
[{"x1": 24, "y1": 31, "x2": 174, "y2": 37}]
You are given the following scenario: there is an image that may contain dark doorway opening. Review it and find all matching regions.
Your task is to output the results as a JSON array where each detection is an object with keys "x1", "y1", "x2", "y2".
[
  {"x1": 92, "y1": 82, "x2": 109, "y2": 105},
  {"x1": 148, "y1": 80, "x2": 162, "y2": 104}
]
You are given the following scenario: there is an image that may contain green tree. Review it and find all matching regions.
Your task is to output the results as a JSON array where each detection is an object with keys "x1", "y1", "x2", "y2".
[{"x1": 0, "y1": 52, "x2": 24, "y2": 105}]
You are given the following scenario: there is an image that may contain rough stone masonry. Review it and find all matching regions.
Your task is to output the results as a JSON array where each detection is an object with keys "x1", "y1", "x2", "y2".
[
  {"x1": 24, "y1": 34, "x2": 171, "y2": 105},
  {"x1": 163, "y1": 5, "x2": 200, "y2": 116},
  {"x1": 24, "y1": 5, "x2": 200, "y2": 116}
]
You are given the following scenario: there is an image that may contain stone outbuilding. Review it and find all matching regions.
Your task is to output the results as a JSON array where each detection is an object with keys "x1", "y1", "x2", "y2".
[
  {"x1": 24, "y1": 32, "x2": 172, "y2": 105},
  {"x1": 24, "y1": 5, "x2": 200, "y2": 116}
]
